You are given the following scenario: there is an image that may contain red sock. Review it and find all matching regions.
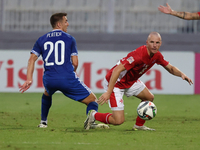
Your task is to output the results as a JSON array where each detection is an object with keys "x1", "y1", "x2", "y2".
[
  {"x1": 94, "y1": 112, "x2": 112, "y2": 124},
  {"x1": 135, "y1": 116, "x2": 145, "y2": 126}
]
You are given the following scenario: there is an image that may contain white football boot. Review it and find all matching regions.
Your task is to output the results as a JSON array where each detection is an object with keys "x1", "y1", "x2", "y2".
[
  {"x1": 90, "y1": 123, "x2": 109, "y2": 129},
  {"x1": 84, "y1": 110, "x2": 96, "y2": 130},
  {"x1": 38, "y1": 122, "x2": 48, "y2": 128},
  {"x1": 133, "y1": 124, "x2": 155, "y2": 131}
]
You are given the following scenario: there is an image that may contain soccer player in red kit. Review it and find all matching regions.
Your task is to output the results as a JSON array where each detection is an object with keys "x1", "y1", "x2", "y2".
[
  {"x1": 85, "y1": 32, "x2": 193, "y2": 131},
  {"x1": 158, "y1": 3, "x2": 200, "y2": 20}
]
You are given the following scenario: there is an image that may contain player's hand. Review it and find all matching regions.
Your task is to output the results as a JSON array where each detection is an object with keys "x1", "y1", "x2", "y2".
[
  {"x1": 19, "y1": 80, "x2": 32, "y2": 93},
  {"x1": 158, "y1": 3, "x2": 172, "y2": 14},
  {"x1": 181, "y1": 74, "x2": 193, "y2": 85},
  {"x1": 98, "y1": 92, "x2": 111, "y2": 105}
]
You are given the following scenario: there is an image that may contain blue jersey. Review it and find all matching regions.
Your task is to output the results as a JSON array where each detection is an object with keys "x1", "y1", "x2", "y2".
[
  {"x1": 31, "y1": 29, "x2": 78, "y2": 79},
  {"x1": 31, "y1": 29, "x2": 91, "y2": 100}
]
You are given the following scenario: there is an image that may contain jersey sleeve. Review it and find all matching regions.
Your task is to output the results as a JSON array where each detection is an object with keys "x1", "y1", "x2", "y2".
[
  {"x1": 198, "y1": 12, "x2": 200, "y2": 16},
  {"x1": 71, "y1": 37, "x2": 78, "y2": 56},
  {"x1": 31, "y1": 38, "x2": 41, "y2": 57},
  {"x1": 120, "y1": 51, "x2": 138, "y2": 71},
  {"x1": 156, "y1": 52, "x2": 169, "y2": 67}
]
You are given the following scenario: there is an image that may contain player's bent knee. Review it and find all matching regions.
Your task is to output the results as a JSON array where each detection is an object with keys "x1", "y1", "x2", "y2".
[
  {"x1": 112, "y1": 117, "x2": 124, "y2": 125},
  {"x1": 111, "y1": 110, "x2": 124, "y2": 125},
  {"x1": 81, "y1": 93, "x2": 97, "y2": 105},
  {"x1": 114, "y1": 119, "x2": 124, "y2": 125},
  {"x1": 149, "y1": 94, "x2": 154, "y2": 102},
  {"x1": 115, "y1": 120, "x2": 124, "y2": 125}
]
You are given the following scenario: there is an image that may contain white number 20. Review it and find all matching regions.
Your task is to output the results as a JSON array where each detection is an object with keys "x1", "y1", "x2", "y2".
[{"x1": 44, "y1": 40, "x2": 65, "y2": 66}]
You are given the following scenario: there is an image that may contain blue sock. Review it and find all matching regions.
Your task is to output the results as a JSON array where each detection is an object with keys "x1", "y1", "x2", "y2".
[
  {"x1": 86, "y1": 101, "x2": 98, "y2": 115},
  {"x1": 41, "y1": 94, "x2": 52, "y2": 121}
]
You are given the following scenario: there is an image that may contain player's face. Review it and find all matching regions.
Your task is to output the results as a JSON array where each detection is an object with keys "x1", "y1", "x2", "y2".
[
  {"x1": 60, "y1": 16, "x2": 69, "y2": 33},
  {"x1": 146, "y1": 35, "x2": 162, "y2": 56}
]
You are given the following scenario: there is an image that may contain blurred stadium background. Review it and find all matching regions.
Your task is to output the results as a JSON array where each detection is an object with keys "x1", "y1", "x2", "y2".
[
  {"x1": 1, "y1": 0, "x2": 200, "y2": 33},
  {"x1": 0, "y1": 0, "x2": 199, "y2": 94},
  {"x1": 0, "y1": 0, "x2": 200, "y2": 51}
]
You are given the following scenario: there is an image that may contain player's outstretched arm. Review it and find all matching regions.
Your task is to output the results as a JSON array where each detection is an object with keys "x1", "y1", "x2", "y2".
[
  {"x1": 158, "y1": 3, "x2": 172, "y2": 14},
  {"x1": 98, "y1": 63, "x2": 126, "y2": 105},
  {"x1": 158, "y1": 3, "x2": 200, "y2": 20},
  {"x1": 164, "y1": 63, "x2": 193, "y2": 85},
  {"x1": 19, "y1": 53, "x2": 38, "y2": 93},
  {"x1": 19, "y1": 80, "x2": 32, "y2": 93},
  {"x1": 180, "y1": 73, "x2": 193, "y2": 85}
]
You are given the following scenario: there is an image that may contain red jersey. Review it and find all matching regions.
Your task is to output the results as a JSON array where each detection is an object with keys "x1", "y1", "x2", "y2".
[
  {"x1": 105, "y1": 45, "x2": 169, "y2": 89},
  {"x1": 198, "y1": 12, "x2": 200, "y2": 16}
]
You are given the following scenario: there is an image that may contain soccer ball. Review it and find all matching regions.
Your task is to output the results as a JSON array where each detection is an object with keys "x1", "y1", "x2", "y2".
[{"x1": 137, "y1": 101, "x2": 157, "y2": 120}]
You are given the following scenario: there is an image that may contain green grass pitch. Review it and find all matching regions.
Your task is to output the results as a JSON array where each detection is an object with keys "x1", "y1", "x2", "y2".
[{"x1": 0, "y1": 93, "x2": 200, "y2": 150}]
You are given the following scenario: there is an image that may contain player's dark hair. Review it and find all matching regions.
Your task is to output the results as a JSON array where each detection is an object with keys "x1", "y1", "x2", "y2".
[{"x1": 50, "y1": 13, "x2": 67, "y2": 28}]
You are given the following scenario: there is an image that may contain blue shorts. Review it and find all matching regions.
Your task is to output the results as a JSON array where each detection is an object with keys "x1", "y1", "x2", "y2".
[{"x1": 43, "y1": 75, "x2": 91, "y2": 101}]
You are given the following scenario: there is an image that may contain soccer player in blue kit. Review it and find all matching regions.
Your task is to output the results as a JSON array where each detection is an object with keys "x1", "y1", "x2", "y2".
[{"x1": 19, "y1": 13, "x2": 108, "y2": 130}]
